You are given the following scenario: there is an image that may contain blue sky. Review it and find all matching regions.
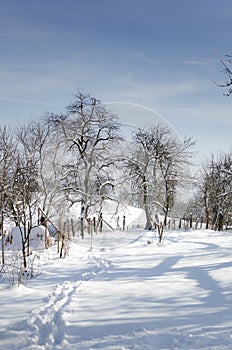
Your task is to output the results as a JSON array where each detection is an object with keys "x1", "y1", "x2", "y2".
[{"x1": 0, "y1": 0, "x2": 231, "y2": 161}]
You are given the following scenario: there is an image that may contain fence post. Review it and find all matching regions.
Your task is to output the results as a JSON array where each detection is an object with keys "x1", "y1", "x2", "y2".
[
  {"x1": 123, "y1": 215, "x2": 126, "y2": 231},
  {"x1": 190, "y1": 213, "x2": 193, "y2": 229},
  {"x1": 200, "y1": 216, "x2": 203, "y2": 229},
  {"x1": 1, "y1": 210, "x2": 5, "y2": 265},
  {"x1": 93, "y1": 217, "x2": 96, "y2": 233},
  {"x1": 71, "y1": 218, "x2": 75, "y2": 237},
  {"x1": 80, "y1": 218, "x2": 84, "y2": 238},
  {"x1": 99, "y1": 213, "x2": 103, "y2": 233},
  {"x1": 90, "y1": 219, "x2": 93, "y2": 250}
]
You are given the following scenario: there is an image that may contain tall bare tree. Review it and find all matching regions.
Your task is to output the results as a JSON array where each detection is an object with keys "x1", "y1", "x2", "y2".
[
  {"x1": 196, "y1": 152, "x2": 232, "y2": 230},
  {"x1": 0, "y1": 126, "x2": 17, "y2": 264},
  {"x1": 17, "y1": 119, "x2": 64, "y2": 220},
  {"x1": 48, "y1": 92, "x2": 122, "y2": 235},
  {"x1": 124, "y1": 124, "x2": 194, "y2": 231},
  {"x1": 2, "y1": 148, "x2": 39, "y2": 268}
]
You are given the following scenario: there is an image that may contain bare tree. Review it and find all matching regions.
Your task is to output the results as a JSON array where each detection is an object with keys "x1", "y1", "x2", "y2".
[
  {"x1": 156, "y1": 136, "x2": 194, "y2": 226},
  {"x1": 124, "y1": 124, "x2": 194, "y2": 233},
  {"x1": 196, "y1": 152, "x2": 232, "y2": 230},
  {"x1": 1, "y1": 120, "x2": 53, "y2": 267},
  {"x1": 48, "y1": 92, "x2": 122, "y2": 236},
  {"x1": 194, "y1": 172, "x2": 212, "y2": 229},
  {"x1": 10, "y1": 152, "x2": 40, "y2": 267},
  {"x1": 123, "y1": 126, "x2": 166, "y2": 229},
  {"x1": 17, "y1": 119, "x2": 64, "y2": 220},
  {"x1": 0, "y1": 126, "x2": 17, "y2": 264},
  {"x1": 217, "y1": 55, "x2": 232, "y2": 96}
]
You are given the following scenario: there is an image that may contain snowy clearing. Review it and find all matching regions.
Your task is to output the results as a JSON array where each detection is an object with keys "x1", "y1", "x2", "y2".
[{"x1": 0, "y1": 228, "x2": 232, "y2": 350}]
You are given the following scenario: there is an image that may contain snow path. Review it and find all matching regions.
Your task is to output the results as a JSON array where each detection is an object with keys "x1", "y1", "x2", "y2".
[
  {"x1": 26, "y1": 280, "x2": 80, "y2": 348},
  {"x1": 0, "y1": 229, "x2": 232, "y2": 349},
  {"x1": 16, "y1": 254, "x2": 114, "y2": 349}
]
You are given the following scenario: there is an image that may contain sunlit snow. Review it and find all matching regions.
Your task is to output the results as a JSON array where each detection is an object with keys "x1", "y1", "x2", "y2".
[{"x1": 0, "y1": 207, "x2": 231, "y2": 350}]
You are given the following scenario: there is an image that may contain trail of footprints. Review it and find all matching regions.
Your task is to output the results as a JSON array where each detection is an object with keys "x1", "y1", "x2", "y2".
[{"x1": 18, "y1": 255, "x2": 112, "y2": 349}]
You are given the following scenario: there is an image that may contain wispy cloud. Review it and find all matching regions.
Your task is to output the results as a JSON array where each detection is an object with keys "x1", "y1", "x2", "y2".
[
  {"x1": 162, "y1": 102, "x2": 232, "y2": 125},
  {"x1": 0, "y1": 61, "x2": 88, "y2": 103},
  {"x1": 100, "y1": 74, "x2": 211, "y2": 103},
  {"x1": 183, "y1": 58, "x2": 216, "y2": 67}
]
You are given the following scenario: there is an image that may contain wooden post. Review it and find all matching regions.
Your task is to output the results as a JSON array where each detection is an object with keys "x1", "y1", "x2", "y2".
[
  {"x1": 93, "y1": 217, "x2": 96, "y2": 233},
  {"x1": 1, "y1": 210, "x2": 5, "y2": 265},
  {"x1": 87, "y1": 218, "x2": 91, "y2": 235},
  {"x1": 81, "y1": 199, "x2": 85, "y2": 239},
  {"x1": 90, "y1": 219, "x2": 93, "y2": 251},
  {"x1": 80, "y1": 218, "x2": 84, "y2": 238},
  {"x1": 63, "y1": 222, "x2": 67, "y2": 236},
  {"x1": 190, "y1": 213, "x2": 193, "y2": 229},
  {"x1": 57, "y1": 214, "x2": 62, "y2": 254},
  {"x1": 117, "y1": 216, "x2": 120, "y2": 230},
  {"x1": 123, "y1": 215, "x2": 126, "y2": 231},
  {"x1": 57, "y1": 231, "x2": 61, "y2": 254},
  {"x1": 99, "y1": 213, "x2": 103, "y2": 233},
  {"x1": 66, "y1": 220, "x2": 69, "y2": 239},
  {"x1": 200, "y1": 216, "x2": 203, "y2": 229},
  {"x1": 27, "y1": 221, "x2": 30, "y2": 256},
  {"x1": 71, "y1": 218, "x2": 75, "y2": 237}
]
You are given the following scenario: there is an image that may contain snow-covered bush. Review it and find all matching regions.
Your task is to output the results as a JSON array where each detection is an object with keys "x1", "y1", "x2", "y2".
[
  {"x1": 0, "y1": 251, "x2": 41, "y2": 286},
  {"x1": 5, "y1": 225, "x2": 51, "y2": 252}
]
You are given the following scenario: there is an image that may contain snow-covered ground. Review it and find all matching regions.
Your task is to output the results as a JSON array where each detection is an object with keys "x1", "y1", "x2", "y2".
[{"x1": 0, "y1": 226, "x2": 232, "y2": 350}]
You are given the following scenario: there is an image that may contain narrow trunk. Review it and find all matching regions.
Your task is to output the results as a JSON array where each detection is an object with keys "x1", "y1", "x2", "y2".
[
  {"x1": 22, "y1": 241, "x2": 27, "y2": 268},
  {"x1": 23, "y1": 223, "x2": 27, "y2": 268},
  {"x1": 1, "y1": 210, "x2": 5, "y2": 265},
  {"x1": 143, "y1": 176, "x2": 152, "y2": 230},
  {"x1": 158, "y1": 223, "x2": 164, "y2": 243},
  {"x1": 164, "y1": 182, "x2": 169, "y2": 226}
]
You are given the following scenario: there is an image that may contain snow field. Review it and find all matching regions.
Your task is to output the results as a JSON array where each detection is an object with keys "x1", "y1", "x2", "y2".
[{"x1": 0, "y1": 228, "x2": 232, "y2": 349}]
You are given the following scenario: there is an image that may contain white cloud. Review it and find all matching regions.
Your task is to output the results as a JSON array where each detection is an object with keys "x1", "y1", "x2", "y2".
[
  {"x1": 99, "y1": 74, "x2": 211, "y2": 104},
  {"x1": 183, "y1": 58, "x2": 217, "y2": 67}
]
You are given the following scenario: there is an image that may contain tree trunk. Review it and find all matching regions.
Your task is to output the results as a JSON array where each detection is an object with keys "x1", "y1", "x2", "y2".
[
  {"x1": 143, "y1": 176, "x2": 152, "y2": 230},
  {"x1": 158, "y1": 223, "x2": 164, "y2": 243},
  {"x1": 218, "y1": 212, "x2": 224, "y2": 231},
  {"x1": 22, "y1": 238, "x2": 27, "y2": 269},
  {"x1": 1, "y1": 210, "x2": 5, "y2": 265}
]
